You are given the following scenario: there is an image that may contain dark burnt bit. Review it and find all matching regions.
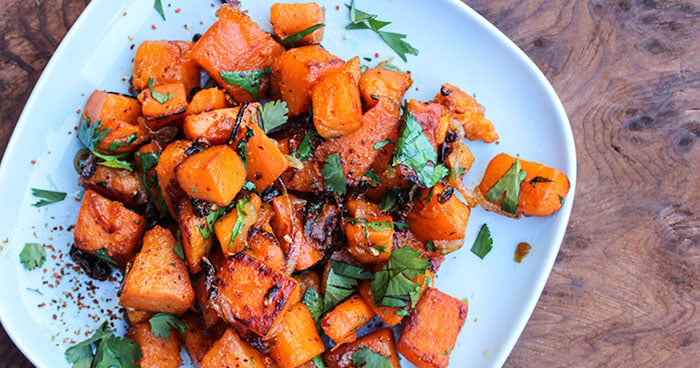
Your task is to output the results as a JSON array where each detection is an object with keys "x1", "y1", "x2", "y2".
[
  {"x1": 444, "y1": 130, "x2": 457, "y2": 143},
  {"x1": 228, "y1": 102, "x2": 250, "y2": 145},
  {"x1": 70, "y1": 246, "x2": 113, "y2": 281},
  {"x1": 185, "y1": 138, "x2": 210, "y2": 156},
  {"x1": 188, "y1": 86, "x2": 202, "y2": 100},
  {"x1": 440, "y1": 85, "x2": 452, "y2": 96},
  {"x1": 438, "y1": 186, "x2": 454, "y2": 204},
  {"x1": 199, "y1": 257, "x2": 218, "y2": 299},
  {"x1": 192, "y1": 33, "x2": 203, "y2": 42},
  {"x1": 140, "y1": 201, "x2": 169, "y2": 230},
  {"x1": 260, "y1": 184, "x2": 282, "y2": 202},
  {"x1": 78, "y1": 154, "x2": 98, "y2": 178},
  {"x1": 263, "y1": 285, "x2": 282, "y2": 307},
  {"x1": 438, "y1": 142, "x2": 452, "y2": 163},
  {"x1": 190, "y1": 197, "x2": 214, "y2": 218}
]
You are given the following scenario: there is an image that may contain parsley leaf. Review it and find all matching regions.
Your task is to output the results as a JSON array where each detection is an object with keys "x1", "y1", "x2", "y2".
[
  {"x1": 138, "y1": 152, "x2": 160, "y2": 171},
  {"x1": 470, "y1": 224, "x2": 493, "y2": 259},
  {"x1": 19, "y1": 243, "x2": 46, "y2": 270},
  {"x1": 529, "y1": 176, "x2": 553, "y2": 187},
  {"x1": 77, "y1": 118, "x2": 133, "y2": 171},
  {"x1": 379, "y1": 189, "x2": 399, "y2": 212},
  {"x1": 364, "y1": 168, "x2": 381, "y2": 186},
  {"x1": 220, "y1": 67, "x2": 272, "y2": 101},
  {"x1": 259, "y1": 100, "x2": 289, "y2": 133},
  {"x1": 136, "y1": 152, "x2": 169, "y2": 215},
  {"x1": 302, "y1": 288, "x2": 323, "y2": 324},
  {"x1": 349, "y1": 218, "x2": 391, "y2": 239},
  {"x1": 93, "y1": 248, "x2": 118, "y2": 266},
  {"x1": 108, "y1": 133, "x2": 137, "y2": 151},
  {"x1": 148, "y1": 313, "x2": 189, "y2": 339},
  {"x1": 153, "y1": 0, "x2": 166, "y2": 21},
  {"x1": 228, "y1": 198, "x2": 251, "y2": 249},
  {"x1": 373, "y1": 139, "x2": 392, "y2": 150},
  {"x1": 31, "y1": 188, "x2": 66, "y2": 207},
  {"x1": 292, "y1": 133, "x2": 314, "y2": 162},
  {"x1": 147, "y1": 78, "x2": 174, "y2": 104},
  {"x1": 485, "y1": 160, "x2": 528, "y2": 214},
  {"x1": 280, "y1": 24, "x2": 325, "y2": 46},
  {"x1": 352, "y1": 345, "x2": 392, "y2": 368},
  {"x1": 392, "y1": 108, "x2": 447, "y2": 188},
  {"x1": 321, "y1": 154, "x2": 347, "y2": 195},
  {"x1": 370, "y1": 247, "x2": 428, "y2": 308},
  {"x1": 65, "y1": 321, "x2": 142, "y2": 368},
  {"x1": 425, "y1": 240, "x2": 437, "y2": 252},
  {"x1": 323, "y1": 260, "x2": 373, "y2": 311},
  {"x1": 346, "y1": 1, "x2": 418, "y2": 62}
]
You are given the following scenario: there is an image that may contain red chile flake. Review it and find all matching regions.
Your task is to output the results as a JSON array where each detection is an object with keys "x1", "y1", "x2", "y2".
[
  {"x1": 335, "y1": 5, "x2": 340, "y2": 10},
  {"x1": 375, "y1": 53, "x2": 380, "y2": 57},
  {"x1": 175, "y1": 8, "x2": 181, "y2": 13},
  {"x1": 31, "y1": 160, "x2": 36, "y2": 164},
  {"x1": 152, "y1": 24, "x2": 157, "y2": 30}
]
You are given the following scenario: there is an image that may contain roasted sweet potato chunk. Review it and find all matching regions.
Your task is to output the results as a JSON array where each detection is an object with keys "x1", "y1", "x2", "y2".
[
  {"x1": 408, "y1": 99, "x2": 446, "y2": 148},
  {"x1": 407, "y1": 184, "x2": 470, "y2": 244},
  {"x1": 346, "y1": 215, "x2": 393, "y2": 264},
  {"x1": 124, "y1": 308, "x2": 153, "y2": 326},
  {"x1": 120, "y1": 226, "x2": 194, "y2": 315},
  {"x1": 211, "y1": 252, "x2": 300, "y2": 337},
  {"x1": 241, "y1": 123, "x2": 290, "y2": 190},
  {"x1": 168, "y1": 183, "x2": 212, "y2": 274},
  {"x1": 185, "y1": 87, "x2": 229, "y2": 116},
  {"x1": 432, "y1": 83, "x2": 498, "y2": 143},
  {"x1": 183, "y1": 105, "x2": 256, "y2": 145},
  {"x1": 311, "y1": 68, "x2": 363, "y2": 139},
  {"x1": 191, "y1": 5, "x2": 284, "y2": 102},
  {"x1": 132, "y1": 40, "x2": 200, "y2": 93},
  {"x1": 359, "y1": 65, "x2": 412, "y2": 109},
  {"x1": 79, "y1": 163, "x2": 147, "y2": 208},
  {"x1": 321, "y1": 295, "x2": 375, "y2": 345},
  {"x1": 324, "y1": 328, "x2": 401, "y2": 368},
  {"x1": 271, "y1": 194, "x2": 322, "y2": 271},
  {"x1": 246, "y1": 230, "x2": 286, "y2": 271},
  {"x1": 270, "y1": 3, "x2": 325, "y2": 45},
  {"x1": 180, "y1": 313, "x2": 218, "y2": 367},
  {"x1": 397, "y1": 288, "x2": 468, "y2": 368},
  {"x1": 271, "y1": 45, "x2": 345, "y2": 115},
  {"x1": 478, "y1": 153, "x2": 570, "y2": 217},
  {"x1": 138, "y1": 82, "x2": 189, "y2": 130},
  {"x1": 214, "y1": 194, "x2": 261, "y2": 256},
  {"x1": 269, "y1": 303, "x2": 325, "y2": 368},
  {"x1": 201, "y1": 328, "x2": 267, "y2": 368},
  {"x1": 156, "y1": 140, "x2": 193, "y2": 218},
  {"x1": 127, "y1": 323, "x2": 182, "y2": 368},
  {"x1": 175, "y1": 145, "x2": 246, "y2": 206},
  {"x1": 82, "y1": 90, "x2": 144, "y2": 153},
  {"x1": 73, "y1": 190, "x2": 146, "y2": 265}
]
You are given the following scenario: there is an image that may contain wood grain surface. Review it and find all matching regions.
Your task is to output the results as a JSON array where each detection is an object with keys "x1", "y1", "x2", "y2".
[{"x1": 0, "y1": 0, "x2": 697, "y2": 367}]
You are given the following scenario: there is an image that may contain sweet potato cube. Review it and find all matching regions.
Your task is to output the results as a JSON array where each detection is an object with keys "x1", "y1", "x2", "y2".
[
  {"x1": 345, "y1": 215, "x2": 393, "y2": 264},
  {"x1": 346, "y1": 198, "x2": 382, "y2": 218},
  {"x1": 214, "y1": 194, "x2": 261, "y2": 256},
  {"x1": 138, "y1": 82, "x2": 189, "y2": 130},
  {"x1": 397, "y1": 288, "x2": 468, "y2": 368},
  {"x1": 271, "y1": 45, "x2": 345, "y2": 115},
  {"x1": 79, "y1": 164, "x2": 147, "y2": 208},
  {"x1": 127, "y1": 323, "x2": 182, "y2": 368},
  {"x1": 246, "y1": 230, "x2": 286, "y2": 271},
  {"x1": 132, "y1": 40, "x2": 200, "y2": 93},
  {"x1": 185, "y1": 87, "x2": 229, "y2": 116},
  {"x1": 271, "y1": 195, "x2": 323, "y2": 271},
  {"x1": 73, "y1": 190, "x2": 146, "y2": 265},
  {"x1": 124, "y1": 308, "x2": 153, "y2": 325},
  {"x1": 270, "y1": 3, "x2": 325, "y2": 45},
  {"x1": 243, "y1": 123, "x2": 290, "y2": 190},
  {"x1": 320, "y1": 295, "x2": 375, "y2": 345},
  {"x1": 183, "y1": 105, "x2": 256, "y2": 145},
  {"x1": 172, "y1": 192, "x2": 212, "y2": 274},
  {"x1": 175, "y1": 145, "x2": 245, "y2": 206},
  {"x1": 478, "y1": 153, "x2": 570, "y2": 217},
  {"x1": 432, "y1": 83, "x2": 498, "y2": 143},
  {"x1": 211, "y1": 252, "x2": 300, "y2": 337},
  {"x1": 120, "y1": 226, "x2": 194, "y2": 315},
  {"x1": 270, "y1": 303, "x2": 325, "y2": 368},
  {"x1": 82, "y1": 90, "x2": 143, "y2": 153},
  {"x1": 359, "y1": 65, "x2": 412, "y2": 109},
  {"x1": 156, "y1": 140, "x2": 192, "y2": 218},
  {"x1": 324, "y1": 328, "x2": 401, "y2": 368},
  {"x1": 201, "y1": 328, "x2": 266, "y2": 368},
  {"x1": 312, "y1": 69, "x2": 363, "y2": 139},
  {"x1": 180, "y1": 313, "x2": 221, "y2": 367},
  {"x1": 191, "y1": 5, "x2": 284, "y2": 103},
  {"x1": 407, "y1": 184, "x2": 470, "y2": 242}
]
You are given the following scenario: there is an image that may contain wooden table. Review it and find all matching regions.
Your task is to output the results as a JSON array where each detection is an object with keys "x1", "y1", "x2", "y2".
[{"x1": 0, "y1": 0, "x2": 697, "y2": 366}]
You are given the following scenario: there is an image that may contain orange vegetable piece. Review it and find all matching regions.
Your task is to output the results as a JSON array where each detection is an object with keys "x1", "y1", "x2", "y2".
[
  {"x1": 82, "y1": 90, "x2": 144, "y2": 153},
  {"x1": 175, "y1": 145, "x2": 246, "y2": 206},
  {"x1": 344, "y1": 56, "x2": 362, "y2": 84},
  {"x1": 138, "y1": 82, "x2": 189, "y2": 130},
  {"x1": 127, "y1": 323, "x2": 182, "y2": 368},
  {"x1": 271, "y1": 195, "x2": 323, "y2": 271},
  {"x1": 269, "y1": 303, "x2": 325, "y2": 368},
  {"x1": 270, "y1": 3, "x2": 325, "y2": 45},
  {"x1": 185, "y1": 87, "x2": 229, "y2": 116},
  {"x1": 346, "y1": 198, "x2": 382, "y2": 218},
  {"x1": 320, "y1": 295, "x2": 375, "y2": 345},
  {"x1": 191, "y1": 5, "x2": 284, "y2": 103},
  {"x1": 242, "y1": 123, "x2": 290, "y2": 190},
  {"x1": 432, "y1": 83, "x2": 498, "y2": 143},
  {"x1": 295, "y1": 271, "x2": 321, "y2": 295},
  {"x1": 78, "y1": 164, "x2": 147, "y2": 208},
  {"x1": 324, "y1": 328, "x2": 401, "y2": 368},
  {"x1": 168, "y1": 183, "x2": 212, "y2": 274},
  {"x1": 478, "y1": 153, "x2": 570, "y2": 217},
  {"x1": 359, "y1": 65, "x2": 412, "y2": 109},
  {"x1": 201, "y1": 328, "x2": 266, "y2": 368},
  {"x1": 357, "y1": 269, "x2": 434, "y2": 327},
  {"x1": 180, "y1": 313, "x2": 218, "y2": 367},
  {"x1": 246, "y1": 230, "x2": 286, "y2": 271},
  {"x1": 408, "y1": 99, "x2": 447, "y2": 148},
  {"x1": 345, "y1": 215, "x2": 394, "y2": 264},
  {"x1": 407, "y1": 184, "x2": 470, "y2": 242},
  {"x1": 210, "y1": 252, "x2": 300, "y2": 337},
  {"x1": 214, "y1": 194, "x2": 261, "y2": 256},
  {"x1": 183, "y1": 105, "x2": 257, "y2": 145},
  {"x1": 270, "y1": 45, "x2": 345, "y2": 115},
  {"x1": 311, "y1": 67, "x2": 363, "y2": 139},
  {"x1": 156, "y1": 140, "x2": 192, "y2": 218},
  {"x1": 73, "y1": 189, "x2": 146, "y2": 265},
  {"x1": 445, "y1": 139, "x2": 475, "y2": 182},
  {"x1": 124, "y1": 308, "x2": 153, "y2": 326},
  {"x1": 132, "y1": 40, "x2": 200, "y2": 93},
  {"x1": 397, "y1": 288, "x2": 468, "y2": 368},
  {"x1": 120, "y1": 226, "x2": 194, "y2": 315}
]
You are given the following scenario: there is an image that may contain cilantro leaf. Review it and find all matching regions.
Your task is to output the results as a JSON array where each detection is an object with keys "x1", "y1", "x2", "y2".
[
  {"x1": 321, "y1": 154, "x2": 347, "y2": 195},
  {"x1": 292, "y1": 133, "x2": 314, "y2": 162},
  {"x1": 280, "y1": 24, "x2": 325, "y2": 46},
  {"x1": 108, "y1": 133, "x2": 137, "y2": 151},
  {"x1": 393, "y1": 221, "x2": 410, "y2": 231},
  {"x1": 373, "y1": 139, "x2": 392, "y2": 150},
  {"x1": 243, "y1": 181, "x2": 257, "y2": 191},
  {"x1": 425, "y1": 240, "x2": 437, "y2": 252},
  {"x1": 19, "y1": 243, "x2": 46, "y2": 270},
  {"x1": 148, "y1": 313, "x2": 189, "y2": 339},
  {"x1": 65, "y1": 321, "x2": 142, "y2": 368},
  {"x1": 471, "y1": 224, "x2": 493, "y2": 259},
  {"x1": 529, "y1": 176, "x2": 553, "y2": 187},
  {"x1": 379, "y1": 189, "x2": 399, "y2": 212},
  {"x1": 349, "y1": 218, "x2": 391, "y2": 239},
  {"x1": 31, "y1": 188, "x2": 66, "y2": 207},
  {"x1": 485, "y1": 160, "x2": 528, "y2": 214},
  {"x1": 228, "y1": 198, "x2": 251, "y2": 249},
  {"x1": 220, "y1": 67, "x2": 272, "y2": 101},
  {"x1": 138, "y1": 152, "x2": 160, "y2": 171},
  {"x1": 352, "y1": 345, "x2": 392, "y2": 368},
  {"x1": 370, "y1": 247, "x2": 428, "y2": 308},
  {"x1": 147, "y1": 78, "x2": 174, "y2": 104},
  {"x1": 153, "y1": 0, "x2": 166, "y2": 21},
  {"x1": 364, "y1": 168, "x2": 381, "y2": 186},
  {"x1": 302, "y1": 288, "x2": 323, "y2": 324},
  {"x1": 77, "y1": 118, "x2": 133, "y2": 172},
  {"x1": 259, "y1": 100, "x2": 289, "y2": 133},
  {"x1": 392, "y1": 108, "x2": 447, "y2": 188},
  {"x1": 346, "y1": 1, "x2": 419, "y2": 62},
  {"x1": 93, "y1": 248, "x2": 118, "y2": 266},
  {"x1": 323, "y1": 260, "x2": 373, "y2": 311}
]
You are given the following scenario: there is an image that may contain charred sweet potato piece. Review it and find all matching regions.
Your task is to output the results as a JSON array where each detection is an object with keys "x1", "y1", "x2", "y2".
[
  {"x1": 120, "y1": 226, "x2": 194, "y2": 314},
  {"x1": 246, "y1": 230, "x2": 286, "y2": 271},
  {"x1": 432, "y1": 83, "x2": 497, "y2": 143},
  {"x1": 311, "y1": 67, "x2": 363, "y2": 139},
  {"x1": 201, "y1": 328, "x2": 267, "y2": 368},
  {"x1": 397, "y1": 288, "x2": 468, "y2": 368},
  {"x1": 82, "y1": 90, "x2": 144, "y2": 153},
  {"x1": 127, "y1": 323, "x2": 182, "y2": 368},
  {"x1": 445, "y1": 139, "x2": 474, "y2": 184},
  {"x1": 346, "y1": 198, "x2": 382, "y2": 218},
  {"x1": 478, "y1": 153, "x2": 570, "y2": 217},
  {"x1": 345, "y1": 215, "x2": 393, "y2": 264},
  {"x1": 324, "y1": 328, "x2": 401, "y2": 368},
  {"x1": 180, "y1": 313, "x2": 218, "y2": 367},
  {"x1": 156, "y1": 140, "x2": 193, "y2": 218},
  {"x1": 125, "y1": 308, "x2": 153, "y2": 326},
  {"x1": 185, "y1": 88, "x2": 229, "y2": 116},
  {"x1": 193, "y1": 275, "x2": 221, "y2": 329},
  {"x1": 183, "y1": 105, "x2": 257, "y2": 145},
  {"x1": 359, "y1": 65, "x2": 412, "y2": 109},
  {"x1": 214, "y1": 194, "x2": 261, "y2": 256},
  {"x1": 132, "y1": 40, "x2": 200, "y2": 93},
  {"x1": 191, "y1": 5, "x2": 284, "y2": 102},
  {"x1": 320, "y1": 295, "x2": 375, "y2": 345},
  {"x1": 73, "y1": 190, "x2": 146, "y2": 265},
  {"x1": 168, "y1": 184, "x2": 212, "y2": 274},
  {"x1": 269, "y1": 303, "x2": 325, "y2": 368},
  {"x1": 271, "y1": 194, "x2": 322, "y2": 271},
  {"x1": 211, "y1": 252, "x2": 300, "y2": 337},
  {"x1": 365, "y1": 166, "x2": 410, "y2": 202},
  {"x1": 138, "y1": 82, "x2": 189, "y2": 130},
  {"x1": 241, "y1": 123, "x2": 290, "y2": 190},
  {"x1": 270, "y1": 45, "x2": 345, "y2": 115},
  {"x1": 175, "y1": 145, "x2": 246, "y2": 206},
  {"x1": 79, "y1": 163, "x2": 147, "y2": 208},
  {"x1": 270, "y1": 3, "x2": 325, "y2": 45},
  {"x1": 407, "y1": 184, "x2": 470, "y2": 244}
]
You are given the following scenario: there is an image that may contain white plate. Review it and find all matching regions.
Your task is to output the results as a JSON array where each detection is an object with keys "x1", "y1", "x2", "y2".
[{"x1": 0, "y1": 0, "x2": 576, "y2": 367}]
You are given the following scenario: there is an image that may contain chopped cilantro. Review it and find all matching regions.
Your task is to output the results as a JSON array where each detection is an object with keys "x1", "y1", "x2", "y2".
[
  {"x1": 364, "y1": 168, "x2": 382, "y2": 186},
  {"x1": 292, "y1": 133, "x2": 314, "y2": 162},
  {"x1": 108, "y1": 133, "x2": 137, "y2": 151},
  {"x1": 153, "y1": 0, "x2": 165, "y2": 21},
  {"x1": 258, "y1": 100, "x2": 289, "y2": 133},
  {"x1": 392, "y1": 108, "x2": 447, "y2": 188},
  {"x1": 393, "y1": 221, "x2": 410, "y2": 231},
  {"x1": 311, "y1": 356, "x2": 327, "y2": 368},
  {"x1": 321, "y1": 154, "x2": 347, "y2": 195},
  {"x1": 323, "y1": 261, "x2": 373, "y2": 311},
  {"x1": 279, "y1": 24, "x2": 325, "y2": 46},
  {"x1": 31, "y1": 188, "x2": 66, "y2": 207},
  {"x1": 352, "y1": 345, "x2": 392, "y2": 368},
  {"x1": 302, "y1": 288, "x2": 323, "y2": 325},
  {"x1": 470, "y1": 224, "x2": 493, "y2": 259},
  {"x1": 395, "y1": 309, "x2": 410, "y2": 317},
  {"x1": 346, "y1": 1, "x2": 418, "y2": 62},
  {"x1": 65, "y1": 321, "x2": 142, "y2": 368},
  {"x1": 147, "y1": 78, "x2": 174, "y2": 104},
  {"x1": 379, "y1": 189, "x2": 399, "y2": 212},
  {"x1": 425, "y1": 240, "x2": 437, "y2": 252},
  {"x1": 93, "y1": 248, "x2": 118, "y2": 266},
  {"x1": 220, "y1": 67, "x2": 272, "y2": 101},
  {"x1": 19, "y1": 243, "x2": 46, "y2": 270},
  {"x1": 148, "y1": 313, "x2": 189, "y2": 339},
  {"x1": 77, "y1": 117, "x2": 133, "y2": 171},
  {"x1": 173, "y1": 232, "x2": 185, "y2": 261},
  {"x1": 485, "y1": 161, "x2": 528, "y2": 214},
  {"x1": 243, "y1": 181, "x2": 257, "y2": 191},
  {"x1": 529, "y1": 176, "x2": 553, "y2": 187},
  {"x1": 349, "y1": 218, "x2": 392, "y2": 239},
  {"x1": 228, "y1": 198, "x2": 251, "y2": 249},
  {"x1": 370, "y1": 247, "x2": 428, "y2": 308},
  {"x1": 373, "y1": 139, "x2": 392, "y2": 150}
]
